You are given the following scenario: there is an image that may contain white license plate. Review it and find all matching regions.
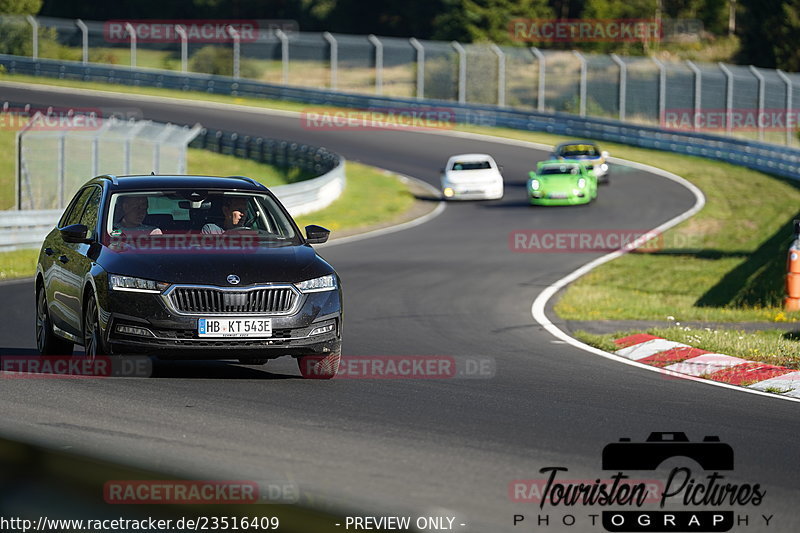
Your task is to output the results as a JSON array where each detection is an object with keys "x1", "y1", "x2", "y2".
[
  {"x1": 198, "y1": 317, "x2": 272, "y2": 338},
  {"x1": 549, "y1": 193, "x2": 568, "y2": 199}
]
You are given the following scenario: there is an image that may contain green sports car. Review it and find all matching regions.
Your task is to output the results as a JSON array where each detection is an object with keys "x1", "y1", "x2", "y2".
[{"x1": 527, "y1": 160, "x2": 598, "y2": 206}]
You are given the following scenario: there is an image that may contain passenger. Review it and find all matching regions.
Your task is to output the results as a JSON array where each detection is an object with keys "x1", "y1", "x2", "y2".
[
  {"x1": 114, "y1": 196, "x2": 162, "y2": 235},
  {"x1": 202, "y1": 197, "x2": 249, "y2": 234}
]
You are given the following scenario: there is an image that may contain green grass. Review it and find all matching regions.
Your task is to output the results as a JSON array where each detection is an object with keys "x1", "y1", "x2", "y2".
[
  {"x1": 186, "y1": 147, "x2": 313, "y2": 186},
  {"x1": 0, "y1": 129, "x2": 16, "y2": 209},
  {"x1": 0, "y1": 249, "x2": 39, "y2": 280},
  {"x1": 4, "y1": 73, "x2": 800, "y2": 323},
  {"x1": 295, "y1": 162, "x2": 414, "y2": 232},
  {"x1": 575, "y1": 327, "x2": 800, "y2": 369}
]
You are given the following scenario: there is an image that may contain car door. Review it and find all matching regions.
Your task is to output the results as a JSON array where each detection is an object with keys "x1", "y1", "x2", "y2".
[
  {"x1": 59, "y1": 186, "x2": 103, "y2": 337},
  {"x1": 47, "y1": 187, "x2": 95, "y2": 335}
]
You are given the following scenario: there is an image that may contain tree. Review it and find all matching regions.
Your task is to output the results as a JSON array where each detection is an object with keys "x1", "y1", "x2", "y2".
[
  {"x1": 432, "y1": 0, "x2": 553, "y2": 43},
  {"x1": 0, "y1": 0, "x2": 42, "y2": 14},
  {"x1": 736, "y1": 0, "x2": 786, "y2": 68}
]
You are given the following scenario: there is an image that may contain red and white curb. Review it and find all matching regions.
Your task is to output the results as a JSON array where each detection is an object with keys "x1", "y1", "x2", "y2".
[{"x1": 614, "y1": 334, "x2": 800, "y2": 398}]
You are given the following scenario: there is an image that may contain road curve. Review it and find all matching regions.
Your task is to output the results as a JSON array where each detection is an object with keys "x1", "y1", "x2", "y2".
[{"x1": 1, "y1": 83, "x2": 798, "y2": 532}]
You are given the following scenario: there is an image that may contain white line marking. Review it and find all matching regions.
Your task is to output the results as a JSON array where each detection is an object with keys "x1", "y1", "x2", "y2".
[{"x1": 615, "y1": 339, "x2": 688, "y2": 360}]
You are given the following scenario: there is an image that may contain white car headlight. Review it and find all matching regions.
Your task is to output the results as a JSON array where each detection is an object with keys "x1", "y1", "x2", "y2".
[
  {"x1": 295, "y1": 274, "x2": 337, "y2": 293},
  {"x1": 109, "y1": 274, "x2": 169, "y2": 293},
  {"x1": 530, "y1": 179, "x2": 540, "y2": 191},
  {"x1": 578, "y1": 178, "x2": 586, "y2": 188},
  {"x1": 600, "y1": 163, "x2": 608, "y2": 172}
]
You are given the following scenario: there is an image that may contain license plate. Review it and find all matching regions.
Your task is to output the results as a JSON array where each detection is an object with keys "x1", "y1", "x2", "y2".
[
  {"x1": 549, "y1": 193, "x2": 568, "y2": 199},
  {"x1": 198, "y1": 317, "x2": 272, "y2": 338}
]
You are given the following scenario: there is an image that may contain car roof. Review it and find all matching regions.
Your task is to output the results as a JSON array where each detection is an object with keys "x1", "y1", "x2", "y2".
[
  {"x1": 539, "y1": 159, "x2": 585, "y2": 167},
  {"x1": 556, "y1": 141, "x2": 599, "y2": 149},
  {"x1": 90, "y1": 174, "x2": 268, "y2": 191},
  {"x1": 447, "y1": 153, "x2": 494, "y2": 162}
]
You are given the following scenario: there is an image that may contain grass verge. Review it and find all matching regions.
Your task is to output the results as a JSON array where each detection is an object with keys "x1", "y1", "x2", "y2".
[
  {"x1": 575, "y1": 328, "x2": 800, "y2": 369},
  {"x1": 3, "y1": 73, "x2": 800, "y2": 323}
]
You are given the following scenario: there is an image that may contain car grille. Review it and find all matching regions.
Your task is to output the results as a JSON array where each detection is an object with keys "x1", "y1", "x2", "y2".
[{"x1": 168, "y1": 287, "x2": 298, "y2": 314}]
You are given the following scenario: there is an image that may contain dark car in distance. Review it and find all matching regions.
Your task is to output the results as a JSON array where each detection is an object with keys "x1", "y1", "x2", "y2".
[{"x1": 35, "y1": 174, "x2": 342, "y2": 379}]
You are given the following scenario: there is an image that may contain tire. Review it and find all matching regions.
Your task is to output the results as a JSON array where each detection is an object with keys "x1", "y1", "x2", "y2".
[
  {"x1": 297, "y1": 346, "x2": 341, "y2": 379},
  {"x1": 82, "y1": 292, "x2": 108, "y2": 359},
  {"x1": 35, "y1": 286, "x2": 73, "y2": 355}
]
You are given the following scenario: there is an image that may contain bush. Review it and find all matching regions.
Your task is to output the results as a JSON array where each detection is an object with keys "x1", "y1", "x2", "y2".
[{"x1": 189, "y1": 45, "x2": 260, "y2": 79}]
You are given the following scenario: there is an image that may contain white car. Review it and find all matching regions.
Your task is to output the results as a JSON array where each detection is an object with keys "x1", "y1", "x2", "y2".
[{"x1": 440, "y1": 154, "x2": 504, "y2": 200}]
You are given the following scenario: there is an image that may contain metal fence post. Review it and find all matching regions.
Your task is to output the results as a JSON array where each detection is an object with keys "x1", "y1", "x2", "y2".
[
  {"x1": 26, "y1": 15, "x2": 38, "y2": 59},
  {"x1": 368, "y1": 34, "x2": 383, "y2": 95},
  {"x1": 610, "y1": 53, "x2": 626, "y2": 121},
  {"x1": 409, "y1": 38, "x2": 424, "y2": 100},
  {"x1": 451, "y1": 41, "x2": 466, "y2": 104},
  {"x1": 776, "y1": 69, "x2": 793, "y2": 146},
  {"x1": 490, "y1": 44, "x2": 505, "y2": 107},
  {"x1": 749, "y1": 65, "x2": 765, "y2": 142},
  {"x1": 275, "y1": 29, "x2": 289, "y2": 84},
  {"x1": 651, "y1": 56, "x2": 666, "y2": 125},
  {"x1": 227, "y1": 25, "x2": 241, "y2": 79},
  {"x1": 75, "y1": 19, "x2": 88, "y2": 64},
  {"x1": 58, "y1": 132, "x2": 66, "y2": 208},
  {"x1": 572, "y1": 50, "x2": 587, "y2": 117},
  {"x1": 530, "y1": 47, "x2": 545, "y2": 112},
  {"x1": 686, "y1": 60, "x2": 702, "y2": 131},
  {"x1": 124, "y1": 22, "x2": 137, "y2": 69},
  {"x1": 718, "y1": 62, "x2": 733, "y2": 135},
  {"x1": 175, "y1": 24, "x2": 188, "y2": 73},
  {"x1": 323, "y1": 32, "x2": 337, "y2": 90}
]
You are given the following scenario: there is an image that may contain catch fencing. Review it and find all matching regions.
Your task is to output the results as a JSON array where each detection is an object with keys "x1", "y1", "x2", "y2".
[{"x1": 2, "y1": 16, "x2": 800, "y2": 147}]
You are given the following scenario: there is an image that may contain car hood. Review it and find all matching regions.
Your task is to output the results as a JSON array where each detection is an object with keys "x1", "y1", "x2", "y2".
[
  {"x1": 531, "y1": 174, "x2": 583, "y2": 190},
  {"x1": 97, "y1": 243, "x2": 333, "y2": 285},
  {"x1": 444, "y1": 169, "x2": 501, "y2": 183}
]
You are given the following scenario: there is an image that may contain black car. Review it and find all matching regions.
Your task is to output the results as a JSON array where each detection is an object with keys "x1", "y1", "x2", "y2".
[{"x1": 35, "y1": 174, "x2": 343, "y2": 379}]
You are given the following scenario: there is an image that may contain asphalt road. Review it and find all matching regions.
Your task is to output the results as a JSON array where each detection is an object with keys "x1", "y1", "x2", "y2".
[{"x1": 0, "y1": 83, "x2": 798, "y2": 532}]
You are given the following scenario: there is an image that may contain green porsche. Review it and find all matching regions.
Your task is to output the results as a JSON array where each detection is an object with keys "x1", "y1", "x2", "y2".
[{"x1": 527, "y1": 160, "x2": 598, "y2": 206}]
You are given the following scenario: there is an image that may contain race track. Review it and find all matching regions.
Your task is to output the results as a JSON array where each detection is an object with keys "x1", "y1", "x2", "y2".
[{"x1": 0, "y1": 83, "x2": 798, "y2": 532}]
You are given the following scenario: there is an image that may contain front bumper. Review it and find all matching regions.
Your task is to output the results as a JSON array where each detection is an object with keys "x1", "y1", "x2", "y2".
[
  {"x1": 441, "y1": 181, "x2": 503, "y2": 200},
  {"x1": 529, "y1": 192, "x2": 591, "y2": 206},
  {"x1": 101, "y1": 286, "x2": 342, "y2": 359}
]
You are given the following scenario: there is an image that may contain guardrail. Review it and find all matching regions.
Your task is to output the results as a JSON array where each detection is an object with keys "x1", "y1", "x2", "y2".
[
  {"x1": 2, "y1": 54, "x2": 800, "y2": 183},
  {"x1": 0, "y1": 120, "x2": 345, "y2": 250}
]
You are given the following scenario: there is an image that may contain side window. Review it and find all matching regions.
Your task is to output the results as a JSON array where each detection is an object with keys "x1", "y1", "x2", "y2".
[
  {"x1": 61, "y1": 188, "x2": 94, "y2": 227},
  {"x1": 78, "y1": 187, "x2": 102, "y2": 238}
]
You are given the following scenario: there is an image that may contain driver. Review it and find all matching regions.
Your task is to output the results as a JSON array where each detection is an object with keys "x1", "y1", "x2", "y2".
[{"x1": 202, "y1": 197, "x2": 249, "y2": 234}]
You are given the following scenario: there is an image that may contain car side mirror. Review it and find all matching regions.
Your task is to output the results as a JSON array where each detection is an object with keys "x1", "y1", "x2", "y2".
[
  {"x1": 499, "y1": 165, "x2": 504, "y2": 172},
  {"x1": 305, "y1": 224, "x2": 330, "y2": 244},
  {"x1": 60, "y1": 224, "x2": 91, "y2": 243},
  {"x1": 440, "y1": 167, "x2": 446, "y2": 173},
  {"x1": 601, "y1": 150, "x2": 609, "y2": 158}
]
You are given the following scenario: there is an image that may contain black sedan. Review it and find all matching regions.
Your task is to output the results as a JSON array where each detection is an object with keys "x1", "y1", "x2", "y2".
[{"x1": 35, "y1": 174, "x2": 342, "y2": 379}]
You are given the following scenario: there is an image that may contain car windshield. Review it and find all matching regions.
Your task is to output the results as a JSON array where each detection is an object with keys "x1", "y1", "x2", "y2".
[
  {"x1": 451, "y1": 161, "x2": 491, "y2": 170},
  {"x1": 539, "y1": 165, "x2": 580, "y2": 175},
  {"x1": 560, "y1": 144, "x2": 599, "y2": 157},
  {"x1": 106, "y1": 190, "x2": 300, "y2": 246}
]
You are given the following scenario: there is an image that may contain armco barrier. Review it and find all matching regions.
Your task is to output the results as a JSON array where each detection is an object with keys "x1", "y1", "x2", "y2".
[
  {"x1": 2, "y1": 54, "x2": 800, "y2": 182},
  {"x1": 0, "y1": 119, "x2": 345, "y2": 250}
]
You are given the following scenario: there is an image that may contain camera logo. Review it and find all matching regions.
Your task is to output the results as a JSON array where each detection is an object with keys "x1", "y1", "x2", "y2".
[{"x1": 602, "y1": 432, "x2": 734, "y2": 471}]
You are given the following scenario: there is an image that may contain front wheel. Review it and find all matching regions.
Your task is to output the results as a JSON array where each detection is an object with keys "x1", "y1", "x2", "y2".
[
  {"x1": 35, "y1": 287, "x2": 73, "y2": 355},
  {"x1": 83, "y1": 294, "x2": 108, "y2": 358},
  {"x1": 297, "y1": 346, "x2": 341, "y2": 379}
]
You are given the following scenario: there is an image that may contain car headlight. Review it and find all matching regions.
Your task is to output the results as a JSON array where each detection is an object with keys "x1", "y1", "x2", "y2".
[
  {"x1": 578, "y1": 178, "x2": 586, "y2": 188},
  {"x1": 295, "y1": 274, "x2": 337, "y2": 293},
  {"x1": 530, "y1": 179, "x2": 540, "y2": 191},
  {"x1": 109, "y1": 274, "x2": 169, "y2": 293},
  {"x1": 600, "y1": 163, "x2": 608, "y2": 172}
]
